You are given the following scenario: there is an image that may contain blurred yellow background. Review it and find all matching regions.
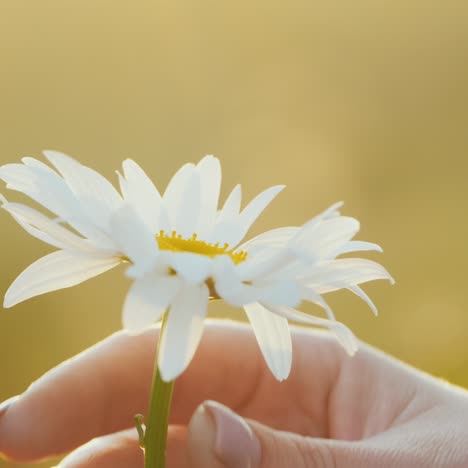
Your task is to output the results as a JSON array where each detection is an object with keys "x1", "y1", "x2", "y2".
[{"x1": 1, "y1": 1, "x2": 467, "y2": 466}]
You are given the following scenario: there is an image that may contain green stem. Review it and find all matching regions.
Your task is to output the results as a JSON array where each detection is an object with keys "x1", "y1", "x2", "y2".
[{"x1": 143, "y1": 314, "x2": 175, "y2": 468}]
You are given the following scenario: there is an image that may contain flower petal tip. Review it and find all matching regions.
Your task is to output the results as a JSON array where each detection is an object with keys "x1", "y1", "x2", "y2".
[
  {"x1": 277, "y1": 370, "x2": 291, "y2": 382},
  {"x1": 122, "y1": 324, "x2": 147, "y2": 336},
  {"x1": 42, "y1": 149, "x2": 76, "y2": 166},
  {"x1": 158, "y1": 366, "x2": 180, "y2": 383},
  {"x1": 42, "y1": 149, "x2": 61, "y2": 158},
  {"x1": 3, "y1": 296, "x2": 15, "y2": 309}
]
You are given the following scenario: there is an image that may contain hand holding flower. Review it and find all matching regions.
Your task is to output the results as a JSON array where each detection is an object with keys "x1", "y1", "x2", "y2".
[{"x1": 1, "y1": 321, "x2": 467, "y2": 467}]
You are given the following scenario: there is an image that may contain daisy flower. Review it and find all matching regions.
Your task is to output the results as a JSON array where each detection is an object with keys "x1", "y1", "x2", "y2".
[{"x1": 0, "y1": 151, "x2": 393, "y2": 382}]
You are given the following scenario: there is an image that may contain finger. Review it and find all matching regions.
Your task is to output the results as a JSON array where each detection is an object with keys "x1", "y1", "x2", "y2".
[
  {"x1": 57, "y1": 428, "x2": 144, "y2": 468},
  {"x1": 0, "y1": 320, "x2": 341, "y2": 461},
  {"x1": 186, "y1": 401, "x2": 436, "y2": 468},
  {"x1": 57, "y1": 425, "x2": 188, "y2": 468},
  {"x1": 0, "y1": 325, "x2": 156, "y2": 462}
]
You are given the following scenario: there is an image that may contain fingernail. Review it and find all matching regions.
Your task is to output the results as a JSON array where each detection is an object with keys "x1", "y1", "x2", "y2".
[
  {"x1": 203, "y1": 400, "x2": 261, "y2": 468},
  {"x1": 0, "y1": 396, "x2": 19, "y2": 417}
]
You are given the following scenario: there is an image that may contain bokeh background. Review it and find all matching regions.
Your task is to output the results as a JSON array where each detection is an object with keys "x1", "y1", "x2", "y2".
[{"x1": 1, "y1": 1, "x2": 467, "y2": 466}]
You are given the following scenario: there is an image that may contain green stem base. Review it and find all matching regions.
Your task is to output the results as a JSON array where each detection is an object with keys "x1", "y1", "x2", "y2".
[
  {"x1": 142, "y1": 315, "x2": 175, "y2": 468},
  {"x1": 144, "y1": 367, "x2": 174, "y2": 467}
]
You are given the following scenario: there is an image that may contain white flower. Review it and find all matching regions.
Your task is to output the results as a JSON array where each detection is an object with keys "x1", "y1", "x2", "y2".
[{"x1": 0, "y1": 151, "x2": 393, "y2": 382}]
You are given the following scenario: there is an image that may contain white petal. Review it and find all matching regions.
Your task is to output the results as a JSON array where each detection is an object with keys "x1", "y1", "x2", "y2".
[
  {"x1": 1, "y1": 164, "x2": 106, "y2": 247},
  {"x1": 236, "y1": 247, "x2": 291, "y2": 282},
  {"x1": 301, "y1": 202, "x2": 344, "y2": 231},
  {"x1": 157, "y1": 202, "x2": 172, "y2": 234},
  {"x1": 117, "y1": 170, "x2": 129, "y2": 198},
  {"x1": 217, "y1": 184, "x2": 242, "y2": 223},
  {"x1": 21, "y1": 157, "x2": 57, "y2": 175},
  {"x1": 202, "y1": 219, "x2": 244, "y2": 247},
  {"x1": 122, "y1": 159, "x2": 162, "y2": 232},
  {"x1": 66, "y1": 219, "x2": 116, "y2": 251},
  {"x1": 215, "y1": 280, "x2": 264, "y2": 306},
  {"x1": 109, "y1": 204, "x2": 159, "y2": 277},
  {"x1": 158, "y1": 283, "x2": 209, "y2": 381},
  {"x1": 211, "y1": 253, "x2": 236, "y2": 277},
  {"x1": 163, "y1": 163, "x2": 195, "y2": 229},
  {"x1": 196, "y1": 155, "x2": 221, "y2": 234},
  {"x1": 4, "y1": 251, "x2": 119, "y2": 308},
  {"x1": 1, "y1": 194, "x2": 70, "y2": 250},
  {"x1": 239, "y1": 226, "x2": 300, "y2": 252},
  {"x1": 291, "y1": 216, "x2": 360, "y2": 262},
  {"x1": 168, "y1": 252, "x2": 213, "y2": 285},
  {"x1": 212, "y1": 256, "x2": 265, "y2": 305},
  {"x1": 244, "y1": 302, "x2": 292, "y2": 381},
  {"x1": 303, "y1": 258, "x2": 394, "y2": 293},
  {"x1": 3, "y1": 203, "x2": 100, "y2": 254},
  {"x1": 43, "y1": 150, "x2": 123, "y2": 230},
  {"x1": 322, "y1": 201, "x2": 344, "y2": 218},
  {"x1": 235, "y1": 185, "x2": 285, "y2": 242},
  {"x1": 213, "y1": 256, "x2": 299, "y2": 307},
  {"x1": 299, "y1": 286, "x2": 336, "y2": 320},
  {"x1": 0, "y1": 163, "x2": 84, "y2": 225},
  {"x1": 348, "y1": 284, "x2": 378, "y2": 316},
  {"x1": 260, "y1": 280, "x2": 302, "y2": 308},
  {"x1": 9, "y1": 215, "x2": 67, "y2": 250},
  {"x1": 173, "y1": 170, "x2": 201, "y2": 238},
  {"x1": 264, "y1": 303, "x2": 358, "y2": 355},
  {"x1": 123, "y1": 275, "x2": 181, "y2": 331},
  {"x1": 335, "y1": 241, "x2": 383, "y2": 256}
]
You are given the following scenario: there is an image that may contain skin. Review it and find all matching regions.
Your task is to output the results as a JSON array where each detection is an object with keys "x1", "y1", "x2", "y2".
[{"x1": 0, "y1": 320, "x2": 467, "y2": 467}]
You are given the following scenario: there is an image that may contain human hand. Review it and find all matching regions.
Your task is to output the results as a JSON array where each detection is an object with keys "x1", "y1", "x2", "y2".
[{"x1": 0, "y1": 320, "x2": 467, "y2": 467}]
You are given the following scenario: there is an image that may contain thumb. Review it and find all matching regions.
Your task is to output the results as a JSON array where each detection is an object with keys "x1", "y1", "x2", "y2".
[
  {"x1": 186, "y1": 401, "x2": 462, "y2": 468},
  {"x1": 186, "y1": 400, "x2": 344, "y2": 468}
]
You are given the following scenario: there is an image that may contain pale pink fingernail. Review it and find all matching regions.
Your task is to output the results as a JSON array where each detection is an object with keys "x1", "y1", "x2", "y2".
[
  {"x1": 204, "y1": 400, "x2": 261, "y2": 468},
  {"x1": 0, "y1": 395, "x2": 19, "y2": 417}
]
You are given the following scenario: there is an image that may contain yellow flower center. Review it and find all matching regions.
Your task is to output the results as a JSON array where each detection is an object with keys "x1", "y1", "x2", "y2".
[{"x1": 156, "y1": 231, "x2": 248, "y2": 265}]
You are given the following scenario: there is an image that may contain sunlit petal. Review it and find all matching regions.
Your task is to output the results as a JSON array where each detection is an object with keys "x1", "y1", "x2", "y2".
[
  {"x1": 168, "y1": 252, "x2": 212, "y2": 285},
  {"x1": 163, "y1": 162, "x2": 195, "y2": 229},
  {"x1": 158, "y1": 283, "x2": 209, "y2": 381},
  {"x1": 43, "y1": 150, "x2": 123, "y2": 230},
  {"x1": 304, "y1": 258, "x2": 394, "y2": 292},
  {"x1": 233, "y1": 185, "x2": 285, "y2": 244},
  {"x1": 196, "y1": 155, "x2": 221, "y2": 234},
  {"x1": 217, "y1": 184, "x2": 242, "y2": 223},
  {"x1": 4, "y1": 251, "x2": 119, "y2": 308},
  {"x1": 265, "y1": 304, "x2": 358, "y2": 355},
  {"x1": 244, "y1": 302, "x2": 292, "y2": 381},
  {"x1": 291, "y1": 216, "x2": 360, "y2": 261},
  {"x1": 109, "y1": 204, "x2": 159, "y2": 277},
  {"x1": 123, "y1": 275, "x2": 181, "y2": 331},
  {"x1": 335, "y1": 241, "x2": 383, "y2": 256},
  {"x1": 174, "y1": 170, "x2": 201, "y2": 238},
  {"x1": 3, "y1": 202, "x2": 100, "y2": 254},
  {"x1": 121, "y1": 159, "x2": 162, "y2": 232}
]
